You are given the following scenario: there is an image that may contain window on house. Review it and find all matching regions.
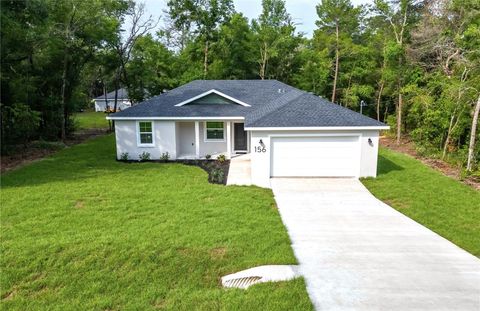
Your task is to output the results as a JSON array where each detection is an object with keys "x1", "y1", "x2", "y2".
[
  {"x1": 205, "y1": 122, "x2": 224, "y2": 140},
  {"x1": 138, "y1": 121, "x2": 153, "y2": 145}
]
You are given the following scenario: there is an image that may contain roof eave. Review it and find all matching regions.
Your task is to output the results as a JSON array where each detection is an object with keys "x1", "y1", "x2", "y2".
[
  {"x1": 244, "y1": 126, "x2": 390, "y2": 131},
  {"x1": 106, "y1": 116, "x2": 245, "y2": 121}
]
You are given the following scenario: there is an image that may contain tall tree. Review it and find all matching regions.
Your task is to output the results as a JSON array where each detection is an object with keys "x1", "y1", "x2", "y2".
[
  {"x1": 127, "y1": 34, "x2": 175, "y2": 102},
  {"x1": 373, "y1": 0, "x2": 421, "y2": 143},
  {"x1": 209, "y1": 13, "x2": 256, "y2": 79},
  {"x1": 252, "y1": 0, "x2": 298, "y2": 81},
  {"x1": 293, "y1": 43, "x2": 331, "y2": 95},
  {"x1": 452, "y1": 0, "x2": 480, "y2": 171},
  {"x1": 166, "y1": 0, "x2": 235, "y2": 78},
  {"x1": 110, "y1": 1, "x2": 158, "y2": 112},
  {"x1": 364, "y1": 13, "x2": 396, "y2": 121},
  {"x1": 0, "y1": 0, "x2": 125, "y2": 144},
  {"x1": 406, "y1": 0, "x2": 479, "y2": 165},
  {"x1": 315, "y1": 0, "x2": 361, "y2": 103},
  {"x1": 467, "y1": 96, "x2": 480, "y2": 171},
  {"x1": 51, "y1": 0, "x2": 126, "y2": 139}
]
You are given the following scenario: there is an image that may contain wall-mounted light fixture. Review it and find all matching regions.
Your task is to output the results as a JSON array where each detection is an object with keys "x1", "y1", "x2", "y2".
[
  {"x1": 259, "y1": 139, "x2": 265, "y2": 148},
  {"x1": 368, "y1": 138, "x2": 373, "y2": 146}
]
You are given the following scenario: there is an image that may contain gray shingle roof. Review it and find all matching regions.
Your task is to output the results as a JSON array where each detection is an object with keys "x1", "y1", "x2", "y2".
[
  {"x1": 109, "y1": 80, "x2": 387, "y2": 128},
  {"x1": 247, "y1": 93, "x2": 385, "y2": 127},
  {"x1": 94, "y1": 88, "x2": 128, "y2": 100}
]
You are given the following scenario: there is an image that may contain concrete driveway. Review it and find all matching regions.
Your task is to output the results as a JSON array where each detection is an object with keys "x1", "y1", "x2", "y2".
[{"x1": 271, "y1": 178, "x2": 480, "y2": 311}]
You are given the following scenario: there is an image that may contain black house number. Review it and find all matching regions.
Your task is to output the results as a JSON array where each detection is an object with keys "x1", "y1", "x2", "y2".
[{"x1": 255, "y1": 146, "x2": 266, "y2": 153}]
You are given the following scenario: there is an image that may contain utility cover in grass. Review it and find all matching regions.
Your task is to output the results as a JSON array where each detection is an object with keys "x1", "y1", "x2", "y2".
[{"x1": 222, "y1": 265, "x2": 301, "y2": 289}]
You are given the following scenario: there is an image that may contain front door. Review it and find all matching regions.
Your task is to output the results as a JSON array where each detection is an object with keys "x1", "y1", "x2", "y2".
[{"x1": 234, "y1": 123, "x2": 247, "y2": 151}]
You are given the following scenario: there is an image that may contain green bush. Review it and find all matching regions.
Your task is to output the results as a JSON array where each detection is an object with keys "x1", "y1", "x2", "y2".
[
  {"x1": 205, "y1": 154, "x2": 212, "y2": 160},
  {"x1": 138, "y1": 151, "x2": 151, "y2": 162},
  {"x1": 160, "y1": 152, "x2": 170, "y2": 161},
  {"x1": 216, "y1": 154, "x2": 226, "y2": 163},
  {"x1": 120, "y1": 152, "x2": 129, "y2": 161},
  {"x1": 210, "y1": 168, "x2": 225, "y2": 184}
]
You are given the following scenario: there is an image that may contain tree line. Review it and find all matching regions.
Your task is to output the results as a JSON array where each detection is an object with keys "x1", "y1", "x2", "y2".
[{"x1": 1, "y1": 0, "x2": 479, "y2": 171}]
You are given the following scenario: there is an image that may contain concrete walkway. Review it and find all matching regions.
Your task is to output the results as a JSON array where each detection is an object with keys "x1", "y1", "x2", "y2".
[
  {"x1": 226, "y1": 154, "x2": 252, "y2": 186},
  {"x1": 271, "y1": 178, "x2": 480, "y2": 311}
]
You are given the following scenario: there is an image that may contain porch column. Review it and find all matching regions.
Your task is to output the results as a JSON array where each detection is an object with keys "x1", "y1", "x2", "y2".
[
  {"x1": 226, "y1": 122, "x2": 232, "y2": 159},
  {"x1": 195, "y1": 121, "x2": 200, "y2": 159}
]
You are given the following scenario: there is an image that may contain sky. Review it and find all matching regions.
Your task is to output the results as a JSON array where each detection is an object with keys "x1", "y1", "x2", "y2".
[{"x1": 142, "y1": 0, "x2": 373, "y2": 37}]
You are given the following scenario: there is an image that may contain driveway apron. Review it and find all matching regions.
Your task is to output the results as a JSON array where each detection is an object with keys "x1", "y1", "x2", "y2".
[{"x1": 271, "y1": 178, "x2": 480, "y2": 311}]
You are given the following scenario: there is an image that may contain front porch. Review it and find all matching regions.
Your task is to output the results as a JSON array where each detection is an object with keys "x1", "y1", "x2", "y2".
[{"x1": 175, "y1": 120, "x2": 250, "y2": 159}]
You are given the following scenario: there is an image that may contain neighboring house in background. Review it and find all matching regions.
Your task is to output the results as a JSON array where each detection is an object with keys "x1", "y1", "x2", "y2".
[
  {"x1": 107, "y1": 80, "x2": 389, "y2": 188},
  {"x1": 93, "y1": 88, "x2": 131, "y2": 112}
]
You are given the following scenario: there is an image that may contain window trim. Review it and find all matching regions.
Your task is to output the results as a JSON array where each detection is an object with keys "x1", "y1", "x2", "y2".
[
  {"x1": 204, "y1": 121, "x2": 225, "y2": 142},
  {"x1": 136, "y1": 120, "x2": 155, "y2": 147}
]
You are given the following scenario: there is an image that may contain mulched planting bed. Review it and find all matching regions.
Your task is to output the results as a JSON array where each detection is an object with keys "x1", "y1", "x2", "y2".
[{"x1": 119, "y1": 159, "x2": 230, "y2": 185}]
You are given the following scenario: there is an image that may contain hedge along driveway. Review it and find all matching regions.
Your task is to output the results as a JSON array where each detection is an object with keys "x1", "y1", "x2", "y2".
[{"x1": 1, "y1": 134, "x2": 313, "y2": 310}]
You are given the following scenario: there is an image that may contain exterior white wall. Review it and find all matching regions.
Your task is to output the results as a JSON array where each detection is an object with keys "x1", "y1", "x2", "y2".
[
  {"x1": 114, "y1": 120, "x2": 176, "y2": 160},
  {"x1": 359, "y1": 130, "x2": 380, "y2": 177},
  {"x1": 114, "y1": 120, "x2": 243, "y2": 160},
  {"x1": 94, "y1": 99, "x2": 131, "y2": 112},
  {"x1": 199, "y1": 121, "x2": 228, "y2": 158},
  {"x1": 175, "y1": 121, "x2": 239, "y2": 159},
  {"x1": 250, "y1": 130, "x2": 381, "y2": 188}
]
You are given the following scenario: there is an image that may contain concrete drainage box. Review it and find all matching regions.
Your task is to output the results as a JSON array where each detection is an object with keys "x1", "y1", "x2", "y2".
[{"x1": 221, "y1": 265, "x2": 301, "y2": 289}]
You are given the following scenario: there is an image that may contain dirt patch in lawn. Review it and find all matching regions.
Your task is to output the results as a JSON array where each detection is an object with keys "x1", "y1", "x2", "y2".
[
  {"x1": 1, "y1": 129, "x2": 109, "y2": 174},
  {"x1": 1, "y1": 288, "x2": 17, "y2": 301},
  {"x1": 381, "y1": 136, "x2": 480, "y2": 190},
  {"x1": 209, "y1": 247, "x2": 227, "y2": 259},
  {"x1": 74, "y1": 200, "x2": 85, "y2": 209}
]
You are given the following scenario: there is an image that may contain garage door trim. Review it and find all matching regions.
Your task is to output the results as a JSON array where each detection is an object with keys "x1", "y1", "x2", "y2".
[{"x1": 269, "y1": 133, "x2": 362, "y2": 178}]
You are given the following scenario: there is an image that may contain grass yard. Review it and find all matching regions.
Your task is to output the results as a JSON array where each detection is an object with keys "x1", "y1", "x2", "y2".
[
  {"x1": 74, "y1": 111, "x2": 109, "y2": 130},
  {"x1": 1, "y1": 135, "x2": 312, "y2": 310},
  {"x1": 362, "y1": 148, "x2": 480, "y2": 257}
]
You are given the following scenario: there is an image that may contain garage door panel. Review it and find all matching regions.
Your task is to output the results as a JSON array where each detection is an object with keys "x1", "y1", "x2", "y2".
[{"x1": 271, "y1": 136, "x2": 359, "y2": 177}]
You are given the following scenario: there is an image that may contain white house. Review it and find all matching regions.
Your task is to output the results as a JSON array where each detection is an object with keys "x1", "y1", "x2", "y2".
[
  {"x1": 107, "y1": 80, "x2": 389, "y2": 188},
  {"x1": 93, "y1": 88, "x2": 131, "y2": 112}
]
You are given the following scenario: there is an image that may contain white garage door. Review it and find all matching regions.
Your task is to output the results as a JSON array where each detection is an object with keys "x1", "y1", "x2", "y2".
[{"x1": 271, "y1": 136, "x2": 360, "y2": 177}]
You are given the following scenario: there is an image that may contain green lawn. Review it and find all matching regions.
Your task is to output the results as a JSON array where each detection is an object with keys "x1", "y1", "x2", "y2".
[
  {"x1": 74, "y1": 111, "x2": 109, "y2": 130},
  {"x1": 362, "y1": 148, "x2": 480, "y2": 257},
  {"x1": 1, "y1": 135, "x2": 312, "y2": 310}
]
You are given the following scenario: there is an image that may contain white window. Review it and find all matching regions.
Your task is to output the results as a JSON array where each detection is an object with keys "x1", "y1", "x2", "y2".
[
  {"x1": 204, "y1": 122, "x2": 224, "y2": 141},
  {"x1": 137, "y1": 121, "x2": 154, "y2": 146}
]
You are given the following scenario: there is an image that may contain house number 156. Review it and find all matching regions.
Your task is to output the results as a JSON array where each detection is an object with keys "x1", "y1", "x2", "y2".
[{"x1": 255, "y1": 146, "x2": 266, "y2": 153}]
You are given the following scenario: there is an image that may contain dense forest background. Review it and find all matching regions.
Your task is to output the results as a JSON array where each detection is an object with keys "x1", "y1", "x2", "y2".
[{"x1": 1, "y1": 0, "x2": 479, "y2": 172}]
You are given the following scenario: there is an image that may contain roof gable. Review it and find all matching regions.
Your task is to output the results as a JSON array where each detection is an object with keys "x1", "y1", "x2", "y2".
[{"x1": 174, "y1": 89, "x2": 251, "y2": 107}]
